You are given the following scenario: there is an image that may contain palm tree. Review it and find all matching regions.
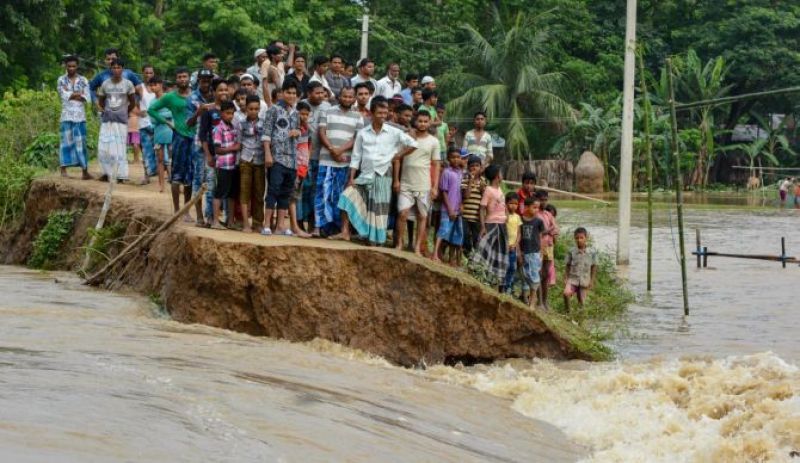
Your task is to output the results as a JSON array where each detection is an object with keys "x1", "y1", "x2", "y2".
[
  {"x1": 447, "y1": 6, "x2": 574, "y2": 160},
  {"x1": 678, "y1": 50, "x2": 732, "y2": 188}
]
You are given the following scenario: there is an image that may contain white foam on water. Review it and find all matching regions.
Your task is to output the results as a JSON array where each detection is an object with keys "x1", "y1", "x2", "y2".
[{"x1": 426, "y1": 353, "x2": 800, "y2": 463}]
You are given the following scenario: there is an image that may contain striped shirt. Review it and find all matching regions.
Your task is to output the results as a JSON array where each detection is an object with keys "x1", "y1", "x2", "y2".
[
  {"x1": 212, "y1": 121, "x2": 238, "y2": 170},
  {"x1": 318, "y1": 105, "x2": 364, "y2": 168},
  {"x1": 461, "y1": 174, "x2": 486, "y2": 222}
]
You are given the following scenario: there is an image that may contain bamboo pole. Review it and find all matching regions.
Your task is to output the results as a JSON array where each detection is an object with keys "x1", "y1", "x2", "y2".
[
  {"x1": 638, "y1": 50, "x2": 654, "y2": 291},
  {"x1": 84, "y1": 184, "x2": 207, "y2": 286},
  {"x1": 667, "y1": 58, "x2": 690, "y2": 316},
  {"x1": 502, "y1": 181, "x2": 611, "y2": 205}
]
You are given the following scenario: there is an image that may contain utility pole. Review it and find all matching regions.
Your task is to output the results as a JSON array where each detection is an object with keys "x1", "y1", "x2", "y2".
[
  {"x1": 360, "y1": 13, "x2": 369, "y2": 60},
  {"x1": 616, "y1": 0, "x2": 638, "y2": 265}
]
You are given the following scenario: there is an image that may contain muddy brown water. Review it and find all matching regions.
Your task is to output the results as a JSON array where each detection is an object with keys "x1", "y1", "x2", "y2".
[{"x1": 2, "y1": 200, "x2": 799, "y2": 462}]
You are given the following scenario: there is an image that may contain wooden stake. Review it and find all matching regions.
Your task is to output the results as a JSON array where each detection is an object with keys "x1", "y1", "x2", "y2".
[{"x1": 84, "y1": 184, "x2": 207, "y2": 286}]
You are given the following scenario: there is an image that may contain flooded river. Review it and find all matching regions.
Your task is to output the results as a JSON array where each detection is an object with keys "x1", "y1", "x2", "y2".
[{"x1": 1, "y1": 201, "x2": 799, "y2": 462}]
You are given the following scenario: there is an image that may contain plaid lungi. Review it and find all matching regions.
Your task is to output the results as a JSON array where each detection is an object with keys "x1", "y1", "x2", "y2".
[
  {"x1": 471, "y1": 223, "x2": 508, "y2": 281},
  {"x1": 59, "y1": 121, "x2": 88, "y2": 169},
  {"x1": 337, "y1": 173, "x2": 392, "y2": 245}
]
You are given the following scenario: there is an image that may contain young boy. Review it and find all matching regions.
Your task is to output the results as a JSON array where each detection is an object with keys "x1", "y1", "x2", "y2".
[
  {"x1": 236, "y1": 95, "x2": 266, "y2": 233},
  {"x1": 563, "y1": 227, "x2": 598, "y2": 311},
  {"x1": 210, "y1": 101, "x2": 240, "y2": 229},
  {"x1": 516, "y1": 171, "x2": 537, "y2": 214},
  {"x1": 289, "y1": 101, "x2": 312, "y2": 238},
  {"x1": 233, "y1": 88, "x2": 249, "y2": 119},
  {"x1": 461, "y1": 155, "x2": 486, "y2": 256},
  {"x1": 472, "y1": 164, "x2": 508, "y2": 290},
  {"x1": 147, "y1": 76, "x2": 172, "y2": 193},
  {"x1": 520, "y1": 197, "x2": 545, "y2": 308},
  {"x1": 394, "y1": 111, "x2": 439, "y2": 255},
  {"x1": 263, "y1": 81, "x2": 300, "y2": 236},
  {"x1": 96, "y1": 59, "x2": 136, "y2": 182},
  {"x1": 535, "y1": 189, "x2": 559, "y2": 309},
  {"x1": 433, "y1": 147, "x2": 465, "y2": 265},
  {"x1": 502, "y1": 192, "x2": 522, "y2": 294}
]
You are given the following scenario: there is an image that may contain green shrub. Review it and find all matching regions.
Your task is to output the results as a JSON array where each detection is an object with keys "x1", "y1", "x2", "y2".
[
  {"x1": 23, "y1": 132, "x2": 61, "y2": 170},
  {"x1": 28, "y1": 210, "x2": 78, "y2": 269},
  {"x1": 0, "y1": 156, "x2": 38, "y2": 228}
]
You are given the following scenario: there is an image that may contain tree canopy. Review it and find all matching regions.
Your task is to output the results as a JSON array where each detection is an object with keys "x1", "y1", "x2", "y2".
[{"x1": 2, "y1": 0, "x2": 799, "y2": 174}]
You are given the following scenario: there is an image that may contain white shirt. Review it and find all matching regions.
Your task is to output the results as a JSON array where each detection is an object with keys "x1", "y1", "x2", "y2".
[
  {"x1": 138, "y1": 86, "x2": 156, "y2": 129},
  {"x1": 57, "y1": 74, "x2": 90, "y2": 123},
  {"x1": 351, "y1": 123, "x2": 417, "y2": 183},
  {"x1": 309, "y1": 72, "x2": 333, "y2": 97},
  {"x1": 350, "y1": 74, "x2": 378, "y2": 89},
  {"x1": 375, "y1": 75, "x2": 402, "y2": 99},
  {"x1": 780, "y1": 180, "x2": 792, "y2": 192}
]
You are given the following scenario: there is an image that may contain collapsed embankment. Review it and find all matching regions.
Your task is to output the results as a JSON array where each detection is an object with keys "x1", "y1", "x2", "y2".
[{"x1": 0, "y1": 177, "x2": 608, "y2": 366}]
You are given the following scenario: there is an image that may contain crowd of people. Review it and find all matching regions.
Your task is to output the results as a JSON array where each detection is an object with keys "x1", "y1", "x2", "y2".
[{"x1": 57, "y1": 44, "x2": 597, "y2": 311}]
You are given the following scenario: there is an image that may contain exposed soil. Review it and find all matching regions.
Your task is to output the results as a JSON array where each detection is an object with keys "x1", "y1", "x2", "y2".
[{"x1": 0, "y1": 172, "x2": 604, "y2": 366}]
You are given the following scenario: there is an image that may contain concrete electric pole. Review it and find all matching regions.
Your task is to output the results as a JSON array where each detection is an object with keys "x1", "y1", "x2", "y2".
[
  {"x1": 360, "y1": 14, "x2": 369, "y2": 60},
  {"x1": 616, "y1": 0, "x2": 637, "y2": 265}
]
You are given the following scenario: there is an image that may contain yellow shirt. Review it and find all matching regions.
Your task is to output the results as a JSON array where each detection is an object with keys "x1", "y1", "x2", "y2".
[{"x1": 507, "y1": 213, "x2": 522, "y2": 250}]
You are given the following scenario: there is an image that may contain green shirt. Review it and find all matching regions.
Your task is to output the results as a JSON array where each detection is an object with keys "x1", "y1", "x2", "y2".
[
  {"x1": 437, "y1": 122, "x2": 448, "y2": 158},
  {"x1": 147, "y1": 91, "x2": 194, "y2": 138}
]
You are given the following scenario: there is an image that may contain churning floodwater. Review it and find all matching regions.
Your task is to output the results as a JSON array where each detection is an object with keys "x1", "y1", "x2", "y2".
[{"x1": 1, "y1": 200, "x2": 799, "y2": 462}]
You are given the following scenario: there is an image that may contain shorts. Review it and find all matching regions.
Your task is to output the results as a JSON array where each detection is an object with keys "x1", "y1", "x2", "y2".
[
  {"x1": 266, "y1": 163, "x2": 296, "y2": 210},
  {"x1": 214, "y1": 168, "x2": 238, "y2": 199},
  {"x1": 436, "y1": 213, "x2": 463, "y2": 246},
  {"x1": 127, "y1": 131, "x2": 140, "y2": 146},
  {"x1": 522, "y1": 252, "x2": 542, "y2": 287},
  {"x1": 564, "y1": 282, "x2": 587, "y2": 302},
  {"x1": 780, "y1": 190, "x2": 787, "y2": 201},
  {"x1": 541, "y1": 244, "x2": 554, "y2": 261},
  {"x1": 397, "y1": 190, "x2": 430, "y2": 217}
]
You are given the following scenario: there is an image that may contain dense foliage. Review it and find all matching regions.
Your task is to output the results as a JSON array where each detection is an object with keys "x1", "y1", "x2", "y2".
[
  {"x1": 28, "y1": 209, "x2": 78, "y2": 269},
  {"x1": 2, "y1": 0, "x2": 799, "y2": 185}
]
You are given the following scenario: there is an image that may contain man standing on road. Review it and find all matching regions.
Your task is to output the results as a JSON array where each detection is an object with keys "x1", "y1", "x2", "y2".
[{"x1": 57, "y1": 55, "x2": 92, "y2": 180}]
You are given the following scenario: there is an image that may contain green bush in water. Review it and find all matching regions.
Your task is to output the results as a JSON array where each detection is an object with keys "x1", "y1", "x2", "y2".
[{"x1": 28, "y1": 210, "x2": 78, "y2": 269}]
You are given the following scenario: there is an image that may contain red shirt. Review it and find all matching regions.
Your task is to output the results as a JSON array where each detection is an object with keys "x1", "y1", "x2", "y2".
[{"x1": 517, "y1": 187, "x2": 535, "y2": 214}]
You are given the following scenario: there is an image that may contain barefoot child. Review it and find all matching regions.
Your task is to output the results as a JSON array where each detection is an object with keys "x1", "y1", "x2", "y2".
[
  {"x1": 520, "y1": 197, "x2": 545, "y2": 309},
  {"x1": 535, "y1": 190, "x2": 559, "y2": 309},
  {"x1": 210, "y1": 101, "x2": 241, "y2": 229},
  {"x1": 472, "y1": 165, "x2": 508, "y2": 291},
  {"x1": 460, "y1": 155, "x2": 485, "y2": 256},
  {"x1": 289, "y1": 101, "x2": 312, "y2": 237},
  {"x1": 236, "y1": 95, "x2": 266, "y2": 233},
  {"x1": 433, "y1": 147, "x2": 465, "y2": 265},
  {"x1": 563, "y1": 227, "x2": 597, "y2": 312},
  {"x1": 502, "y1": 192, "x2": 521, "y2": 294}
]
